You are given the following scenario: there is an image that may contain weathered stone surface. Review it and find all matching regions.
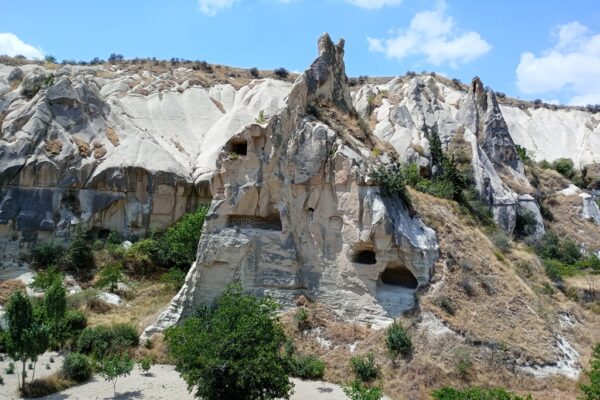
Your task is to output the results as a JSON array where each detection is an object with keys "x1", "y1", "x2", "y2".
[{"x1": 143, "y1": 35, "x2": 440, "y2": 339}]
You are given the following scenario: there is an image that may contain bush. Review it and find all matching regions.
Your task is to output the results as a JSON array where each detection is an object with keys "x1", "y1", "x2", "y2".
[
  {"x1": 106, "y1": 231, "x2": 123, "y2": 245},
  {"x1": 62, "y1": 227, "x2": 95, "y2": 272},
  {"x1": 62, "y1": 353, "x2": 92, "y2": 382},
  {"x1": 29, "y1": 266, "x2": 64, "y2": 291},
  {"x1": 515, "y1": 211, "x2": 537, "y2": 238},
  {"x1": 21, "y1": 374, "x2": 74, "y2": 398},
  {"x1": 350, "y1": 353, "x2": 379, "y2": 383},
  {"x1": 159, "y1": 269, "x2": 187, "y2": 290},
  {"x1": 343, "y1": 380, "x2": 383, "y2": 400},
  {"x1": 553, "y1": 158, "x2": 576, "y2": 179},
  {"x1": 96, "y1": 262, "x2": 124, "y2": 293},
  {"x1": 515, "y1": 145, "x2": 530, "y2": 163},
  {"x1": 580, "y1": 342, "x2": 600, "y2": 400},
  {"x1": 63, "y1": 310, "x2": 87, "y2": 337},
  {"x1": 386, "y1": 322, "x2": 411, "y2": 359},
  {"x1": 77, "y1": 323, "x2": 138, "y2": 357},
  {"x1": 274, "y1": 67, "x2": 289, "y2": 78},
  {"x1": 139, "y1": 356, "x2": 153, "y2": 375},
  {"x1": 454, "y1": 348, "x2": 472, "y2": 378},
  {"x1": 431, "y1": 387, "x2": 532, "y2": 400},
  {"x1": 165, "y1": 283, "x2": 293, "y2": 400},
  {"x1": 290, "y1": 354, "x2": 325, "y2": 379},
  {"x1": 489, "y1": 231, "x2": 511, "y2": 252},
  {"x1": 124, "y1": 239, "x2": 159, "y2": 274},
  {"x1": 294, "y1": 307, "x2": 310, "y2": 330},
  {"x1": 249, "y1": 67, "x2": 259, "y2": 78},
  {"x1": 158, "y1": 207, "x2": 208, "y2": 269},
  {"x1": 31, "y1": 242, "x2": 64, "y2": 268}
]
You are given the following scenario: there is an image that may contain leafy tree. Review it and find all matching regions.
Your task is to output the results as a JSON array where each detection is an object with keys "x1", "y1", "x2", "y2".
[
  {"x1": 386, "y1": 322, "x2": 412, "y2": 359},
  {"x1": 44, "y1": 282, "x2": 67, "y2": 347},
  {"x1": 166, "y1": 283, "x2": 293, "y2": 400},
  {"x1": 99, "y1": 353, "x2": 134, "y2": 399},
  {"x1": 96, "y1": 262, "x2": 124, "y2": 293},
  {"x1": 5, "y1": 291, "x2": 48, "y2": 388},
  {"x1": 580, "y1": 342, "x2": 600, "y2": 400},
  {"x1": 44, "y1": 55, "x2": 57, "y2": 63},
  {"x1": 428, "y1": 128, "x2": 444, "y2": 174},
  {"x1": 158, "y1": 207, "x2": 208, "y2": 269}
]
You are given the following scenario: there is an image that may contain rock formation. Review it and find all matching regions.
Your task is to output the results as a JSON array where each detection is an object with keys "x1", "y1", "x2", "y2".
[
  {"x1": 0, "y1": 61, "x2": 290, "y2": 261},
  {"x1": 142, "y1": 34, "x2": 440, "y2": 338}
]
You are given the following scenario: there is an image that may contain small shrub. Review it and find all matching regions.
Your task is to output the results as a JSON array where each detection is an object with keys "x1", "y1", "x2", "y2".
[
  {"x1": 274, "y1": 67, "x2": 289, "y2": 78},
  {"x1": 350, "y1": 353, "x2": 379, "y2": 383},
  {"x1": 436, "y1": 296, "x2": 456, "y2": 315},
  {"x1": 110, "y1": 323, "x2": 139, "y2": 348},
  {"x1": 294, "y1": 307, "x2": 310, "y2": 330},
  {"x1": 255, "y1": 110, "x2": 267, "y2": 124},
  {"x1": 454, "y1": 348, "x2": 472, "y2": 379},
  {"x1": 62, "y1": 227, "x2": 95, "y2": 272},
  {"x1": 63, "y1": 309, "x2": 88, "y2": 335},
  {"x1": 6, "y1": 362, "x2": 15, "y2": 374},
  {"x1": 0, "y1": 375, "x2": 3, "y2": 384},
  {"x1": 249, "y1": 67, "x2": 259, "y2": 78},
  {"x1": 159, "y1": 269, "x2": 187, "y2": 290},
  {"x1": 96, "y1": 262, "x2": 124, "y2": 293},
  {"x1": 77, "y1": 324, "x2": 138, "y2": 357},
  {"x1": 124, "y1": 239, "x2": 158, "y2": 274},
  {"x1": 106, "y1": 231, "x2": 123, "y2": 245},
  {"x1": 62, "y1": 353, "x2": 93, "y2": 382},
  {"x1": 290, "y1": 354, "x2": 325, "y2": 379},
  {"x1": 386, "y1": 322, "x2": 412, "y2": 359},
  {"x1": 553, "y1": 158, "x2": 576, "y2": 179},
  {"x1": 92, "y1": 240, "x2": 104, "y2": 251},
  {"x1": 139, "y1": 356, "x2": 153, "y2": 375},
  {"x1": 343, "y1": 380, "x2": 383, "y2": 400},
  {"x1": 489, "y1": 231, "x2": 511, "y2": 252},
  {"x1": 31, "y1": 242, "x2": 64, "y2": 268},
  {"x1": 515, "y1": 211, "x2": 537, "y2": 238}
]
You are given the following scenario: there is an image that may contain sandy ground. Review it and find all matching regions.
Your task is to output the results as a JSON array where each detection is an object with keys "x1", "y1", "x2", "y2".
[
  {"x1": 0, "y1": 351, "x2": 64, "y2": 400},
  {"x1": 1, "y1": 356, "x2": 356, "y2": 400}
]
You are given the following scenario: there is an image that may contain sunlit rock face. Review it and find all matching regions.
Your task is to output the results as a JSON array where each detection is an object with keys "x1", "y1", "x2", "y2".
[
  {"x1": 142, "y1": 35, "x2": 440, "y2": 339},
  {"x1": 0, "y1": 61, "x2": 290, "y2": 256}
]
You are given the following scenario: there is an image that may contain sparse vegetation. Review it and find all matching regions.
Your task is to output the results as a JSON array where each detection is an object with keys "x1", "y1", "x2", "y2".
[
  {"x1": 432, "y1": 387, "x2": 532, "y2": 399},
  {"x1": 385, "y1": 321, "x2": 412, "y2": 359},
  {"x1": 289, "y1": 354, "x2": 325, "y2": 379},
  {"x1": 580, "y1": 342, "x2": 600, "y2": 399},
  {"x1": 343, "y1": 380, "x2": 383, "y2": 400}
]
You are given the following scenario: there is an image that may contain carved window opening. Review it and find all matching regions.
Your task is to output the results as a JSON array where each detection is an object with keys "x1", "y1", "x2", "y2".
[
  {"x1": 229, "y1": 140, "x2": 247, "y2": 156},
  {"x1": 380, "y1": 266, "x2": 418, "y2": 289}
]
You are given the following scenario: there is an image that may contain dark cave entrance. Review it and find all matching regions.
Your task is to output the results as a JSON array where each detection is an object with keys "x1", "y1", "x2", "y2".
[{"x1": 380, "y1": 265, "x2": 418, "y2": 289}]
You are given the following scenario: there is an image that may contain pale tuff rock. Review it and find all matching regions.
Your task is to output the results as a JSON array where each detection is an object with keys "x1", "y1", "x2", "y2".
[
  {"x1": 0, "y1": 59, "x2": 290, "y2": 250},
  {"x1": 142, "y1": 34, "x2": 439, "y2": 339}
]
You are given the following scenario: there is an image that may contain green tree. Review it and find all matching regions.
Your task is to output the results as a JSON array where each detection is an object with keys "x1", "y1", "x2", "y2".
[
  {"x1": 44, "y1": 281, "x2": 67, "y2": 347},
  {"x1": 159, "y1": 206, "x2": 208, "y2": 269},
  {"x1": 165, "y1": 283, "x2": 293, "y2": 400},
  {"x1": 29, "y1": 266, "x2": 63, "y2": 291},
  {"x1": 98, "y1": 353, "x2": 134, "y2": 399},
  {"x1": 580, "y1": 343, "x2": 600, "y2": 400},
  {"x1": 63, "y1": 226, "x2": 95, "y2": 272},
  {"x1": 5, "y1": 291, "x2": 48, "y2": 388},
  {"x1": 96, "y1": 262, "x2": 124, "y2": 293},
  {"x1": 428, "y1": 128, "x2": 445, "y2": 174}
]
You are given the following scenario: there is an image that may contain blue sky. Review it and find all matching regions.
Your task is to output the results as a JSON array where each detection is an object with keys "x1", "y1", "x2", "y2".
[{"x1": 1, "y1": 0, "x2": 599, "y2": 105}]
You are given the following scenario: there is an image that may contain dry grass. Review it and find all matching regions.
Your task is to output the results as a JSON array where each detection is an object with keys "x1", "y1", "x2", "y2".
[
  {"x1": 44, "y1": 139, "x2": 63, "y2": 155},
  {"x1": 85, "y1": 280, "x2": 177, "y2": 334},
  {"x1": 545, "y1": 194, "x2": 600, "y2": 251},
  {"x1": 21, "y1": 373, "x2": 75, "y2": 398},
  {"x1": 72, "y1": 137, "x2": 91, "y2": 157},
  {"x1": 0, "y1": 279, "x2": 26, "y2": 304},
  {"x1": 106, "y1": 127, "x2": 120, "y2": 146}
]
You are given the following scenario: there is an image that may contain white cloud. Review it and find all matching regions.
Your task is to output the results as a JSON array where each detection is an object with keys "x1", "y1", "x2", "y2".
[
  {"x1": 0, "y1": 33, "x2": 44, "y2": 59},
  {"x1": 516, "y1": 22, "x2": 600, "y2": 105},
  {"x1": 346, "y1": 0, "x2": 402, "y2": 10},
  {"x1": 197, "y1": 0, "x2": 239, "y2": 16},
  {"x1": 367, "y1": 1, "x2": 491, "y2": 67}
]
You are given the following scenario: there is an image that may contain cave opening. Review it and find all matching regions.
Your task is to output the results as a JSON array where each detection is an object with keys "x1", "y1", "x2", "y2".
[
  {"x1": 380, "y1": 266, "x2": 418, "y2": 289},
  {"x1": 352, "y1": 250, "x2": 377, "y2": 265}
]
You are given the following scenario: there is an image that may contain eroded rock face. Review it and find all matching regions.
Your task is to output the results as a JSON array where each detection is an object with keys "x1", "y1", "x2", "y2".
[
  {"x1": 0, "y1": 60, "x2": 291, "y2": 256},
  {"x1": 143, "y1": 34, "x2": 439, "y2": 339},
  {"x1": 355, "y1": 75, "x2": 544, "y2": 236}
]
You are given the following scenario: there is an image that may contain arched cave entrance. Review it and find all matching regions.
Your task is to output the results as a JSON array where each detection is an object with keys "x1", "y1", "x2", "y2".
[
  {"x1": 353, "y1": 249, "x2": 377, "y2": 265},
  {"x1": 376, "y1": 264, "x2": 419, "y2": 317}
]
